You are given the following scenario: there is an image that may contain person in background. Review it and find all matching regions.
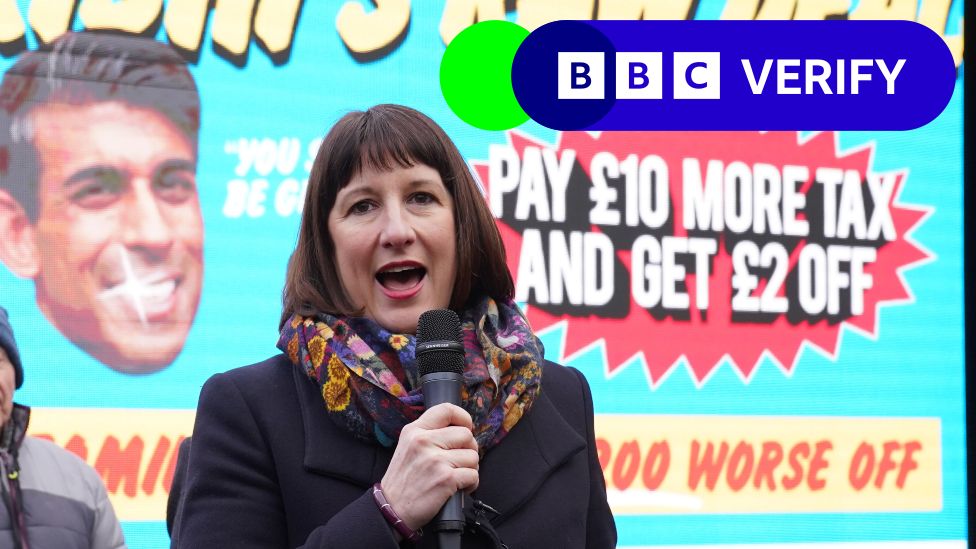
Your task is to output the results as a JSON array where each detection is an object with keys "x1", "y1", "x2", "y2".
[
  {"x1": 0, "y1": 31, "x2": 204, "y2": 374},
  {"x1": 170, "y1": 104, "x2": 615, "y2": 548},
  {"x1": 0, "y1": 306, "x2": 126, "y2": 548}
]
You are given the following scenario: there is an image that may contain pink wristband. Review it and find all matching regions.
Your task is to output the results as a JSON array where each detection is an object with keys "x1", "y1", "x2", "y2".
[{"x1": 371, "y1": 483, "x2": 423, "y2": 543}]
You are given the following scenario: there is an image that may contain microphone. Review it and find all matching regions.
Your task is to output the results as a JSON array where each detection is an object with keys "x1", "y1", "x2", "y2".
[{"x1": 416, "y1": 309, "x2": 465, "y2": 549}]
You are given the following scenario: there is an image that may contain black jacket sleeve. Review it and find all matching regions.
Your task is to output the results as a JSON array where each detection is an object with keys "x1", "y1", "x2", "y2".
[
  {"x1": 170, "y1": 372, "x2": 400, "y2": 549},
  {"x1": 571, "y1": 367, "x2": 618, "y2": 548}
]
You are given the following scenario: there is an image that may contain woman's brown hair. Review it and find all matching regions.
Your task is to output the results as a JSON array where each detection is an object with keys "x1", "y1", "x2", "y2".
[{"x1": 280, "y1": 104, "x2": 514, "y2": 328}]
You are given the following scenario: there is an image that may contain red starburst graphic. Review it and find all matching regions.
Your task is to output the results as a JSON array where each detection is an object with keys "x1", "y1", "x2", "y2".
[{"x1": 472, "y1": 131, "x2": 932, "y2": 387}]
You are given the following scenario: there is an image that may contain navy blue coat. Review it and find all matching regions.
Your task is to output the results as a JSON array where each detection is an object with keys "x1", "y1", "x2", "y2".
[{"x1": 170, "y1": 354, "x2": 616, "y2": 548}]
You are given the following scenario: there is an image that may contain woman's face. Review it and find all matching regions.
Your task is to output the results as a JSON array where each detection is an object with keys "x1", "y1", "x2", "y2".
[{"x1": 328, "y1": 163, "x2": 457, "y2": 334}]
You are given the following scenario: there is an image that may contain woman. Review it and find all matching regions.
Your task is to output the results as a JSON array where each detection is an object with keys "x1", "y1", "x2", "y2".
[{"x1": 170, "y1": 105, "x2": 616, "y2": 548}]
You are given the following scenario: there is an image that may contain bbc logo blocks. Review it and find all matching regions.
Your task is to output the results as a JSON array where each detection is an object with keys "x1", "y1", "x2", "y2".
[
  {"x1": 673, "y1": 52, "x2": 720, "y2": 99},
  {"x1": 557, "y1": 52, "x2": 605, "y2": 99},
  {"x1": 557, "y1": 52, "x2": 719, "y2": 100},
  {"x1": 617, "y1": 52, "x2": 663, "y2": 100}
]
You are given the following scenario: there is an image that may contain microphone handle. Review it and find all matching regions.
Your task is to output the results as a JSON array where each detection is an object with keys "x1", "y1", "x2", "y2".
[{"x1": 421, "y1": 371, "x2": 466, "y2": 538}]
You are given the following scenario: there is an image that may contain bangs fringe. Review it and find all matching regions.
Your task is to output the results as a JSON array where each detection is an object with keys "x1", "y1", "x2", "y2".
[{"x1": 348, "y1": 106, "x2": 447, "y2": 183}]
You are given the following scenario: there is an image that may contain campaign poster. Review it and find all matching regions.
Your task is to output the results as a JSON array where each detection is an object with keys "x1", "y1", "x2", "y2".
[{"x1": 0, "y1": 1, "x2": 966, "y2": 548}]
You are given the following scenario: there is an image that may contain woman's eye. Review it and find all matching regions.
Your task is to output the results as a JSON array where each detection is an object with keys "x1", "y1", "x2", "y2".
[
  {"x1": 350, "y1": 200, "x2": 375, "y2": 215},
  {"x1": 410, "y1": 192, "x2": 435, "y2": 205}
]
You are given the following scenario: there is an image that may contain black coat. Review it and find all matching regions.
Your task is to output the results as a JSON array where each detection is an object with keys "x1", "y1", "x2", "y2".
[{"x1": 169, "y1": 354, "x2": 616, "y2": 548}]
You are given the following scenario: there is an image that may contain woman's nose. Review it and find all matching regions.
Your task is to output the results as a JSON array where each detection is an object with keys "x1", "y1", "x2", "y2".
[{"x1": 379, "y1": 207, "x2": 416, "y2": 249}]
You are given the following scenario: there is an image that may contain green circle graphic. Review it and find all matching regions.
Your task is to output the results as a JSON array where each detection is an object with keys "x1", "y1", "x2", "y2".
[{"x1": 440, "y1": 20, "x2": 530, "y2": 131}]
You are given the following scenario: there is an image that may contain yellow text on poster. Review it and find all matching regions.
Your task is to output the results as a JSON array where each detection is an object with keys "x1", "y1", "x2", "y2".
[
  {"x1": 0, "y1": 0, "x2": 964, "y2": 67},
  {"x1": 27, "y1": 410, "x2": 942, "y2": 520},
  {"x1": 29, "y1": 408, "x2": 195, "y2": 521},
  {"x1": 595, "y1": 414, "x2": 941, "y2": 514}
]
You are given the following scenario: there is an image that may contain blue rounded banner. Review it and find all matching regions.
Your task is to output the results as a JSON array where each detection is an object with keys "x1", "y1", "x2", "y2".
[{"x1": 511, "y1": 20, "x2": 955, "y2": 130}]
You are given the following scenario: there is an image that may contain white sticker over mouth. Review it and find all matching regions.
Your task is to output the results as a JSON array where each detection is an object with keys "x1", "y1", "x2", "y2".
[{"x1": 97, "y1": 247, "x2": 179, "y2": 326}]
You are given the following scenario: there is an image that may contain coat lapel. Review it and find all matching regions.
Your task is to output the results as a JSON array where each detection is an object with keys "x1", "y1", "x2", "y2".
[
  {"x1": 473, "y1": 386, "x2": 586, "y2": 523},
  {"x1": 292, "y1": 366, "x2": 391, "y2": 487}
]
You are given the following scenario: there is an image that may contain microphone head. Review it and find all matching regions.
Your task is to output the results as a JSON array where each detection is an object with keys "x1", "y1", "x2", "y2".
[{"x1": 416, "y1": 309, "x2": 464, "y2": 376}]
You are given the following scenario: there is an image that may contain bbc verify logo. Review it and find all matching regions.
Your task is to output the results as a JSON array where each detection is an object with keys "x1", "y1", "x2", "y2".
[
  {"x1": 558, "y1": 53, "x2": 906, "y2": 100},
  {"x1": 511, "y1": 20, "x2": 953, "y2": 130},
  {"x1": 559, "y1": 52, "x2": 720, "y2": 100}
]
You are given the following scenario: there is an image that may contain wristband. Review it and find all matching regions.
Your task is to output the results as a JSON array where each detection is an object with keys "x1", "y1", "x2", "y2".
[{"x1": 372, "y1": 483, "x2": 423, "y2": 543}]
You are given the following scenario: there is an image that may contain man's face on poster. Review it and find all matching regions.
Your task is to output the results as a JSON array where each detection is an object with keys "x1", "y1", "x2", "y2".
[{"x1": 19, "y1": 100, "x2": 203, "y2": 373}]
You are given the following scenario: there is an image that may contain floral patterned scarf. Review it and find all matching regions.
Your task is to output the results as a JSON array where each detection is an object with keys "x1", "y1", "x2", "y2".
[{"x1": 277, "y1": 297, "x2": 544, "y2": 452}]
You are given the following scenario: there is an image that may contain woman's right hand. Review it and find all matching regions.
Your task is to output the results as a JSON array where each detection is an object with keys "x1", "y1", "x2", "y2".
[{"x1": 379, "y1": 403, "x2": 480, "y2": 531}]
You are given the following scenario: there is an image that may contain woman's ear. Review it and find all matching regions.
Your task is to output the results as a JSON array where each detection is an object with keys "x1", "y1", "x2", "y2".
[{"x1": 0, "y1": 189, "x2": 40, "y2": 279}]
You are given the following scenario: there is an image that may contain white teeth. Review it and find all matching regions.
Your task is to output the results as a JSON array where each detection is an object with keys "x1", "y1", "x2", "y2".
[
  {"x1": 381, "y1": 266, "x2": 420, "y2": 274},
  {"x1": 97, "y1": 277, "x2": 177, "y2": 327},
  {"x1": 140, "y1": 279, "x2": 177, "y2": 301},
  {"x1": 100, "y1": 277, "x2": 176, "y2": 298}
]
